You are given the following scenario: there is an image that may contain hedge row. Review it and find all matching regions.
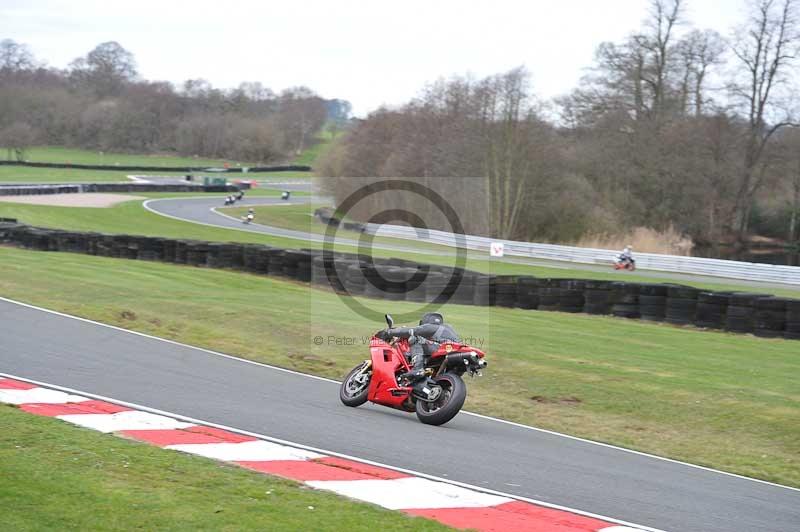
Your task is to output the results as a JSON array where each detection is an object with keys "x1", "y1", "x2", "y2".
[
  {"x1": 0, "y1": 183, "x2": 242, "y2": 196},
  {"x1": 1, "y1": 223, "x2": 798, "y2": 341},
  {"x1": 0, "y1": 161, "x2": 311, "y2": 173}
]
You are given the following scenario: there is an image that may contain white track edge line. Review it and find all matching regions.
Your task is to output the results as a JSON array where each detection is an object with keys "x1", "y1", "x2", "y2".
[
  {"x1": 0, "y1": 371, "x2": 661, "y2": 532},
  {"x1": 2, "y1": 295, "x2": 799, "y2": 495}
]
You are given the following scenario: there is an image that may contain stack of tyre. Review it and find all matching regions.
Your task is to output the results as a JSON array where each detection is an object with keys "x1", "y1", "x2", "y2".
[
  {"x1": 724, "y1": 293, "x2": 768, "y2": 334},
  {"x1": 495, "y1": 276, "x2": 518, "y2": 308},
  {"x1": 137, "y1": 237, "x2": 163, "y2": 261},
  {"x1": 558, "y1": 280, "x2": 585, "y2": 313},
  {"x1": 665, "y1": 286, "x2": 699, "y2": 326},
  {"x1": 516, "y1": 276, "x2": 540, "y2": 309},
  {"x1": 537, "y1": 279, "x2": 561, "y2": 311},
  {"x1": 204, "y1": 243, "x2": 226, "y2": 268},
  {"x1": 95, "y1": 234, "x2": 117, "y2": 257},
  {"x1": 610, "y1": 282, "x2": 640, "y2": 319},
  {"x1": 427, "y1": 270, "x2": 457, "y2": 304},
  {"x1": 694, "y1": 291, "x2": 734, "y2": 330},
  {"x1": 451, "y1": 271, "x2": 476, "y2": 305},
  {"x1": 223, "y1": 244, "x2": 245, "y2": 270},
  {"x1": 362, "y1": 264, "x2": 388, "y2": 299},
  {"x1": 282, "y1": 250, "x2": 314, "y2": 281},
  {"x1": 162, "y1": 239, "x2": 178, "y2": 263},
  {"x1": 399, "y1": 266, "x2": 428, "y2": 303},
  {"x1": 57, "y1": 232, "x2": 89, "y2": 255},
  {"x1": 240, "y1": 244, "x2": 263, "y2": 272},
  {"x1": 636, "y1": 284, "x2": 668, "y2": 321},
  {"x1": 381, "y1": 266, "x2": 410, "y2": 301},
  {"x1": 267, "y1": 250, "x2": 286, "y2": 276},
  {"x1": 583, "y1": 280, "x2": 613, "y2": 315},
  {"x1": 785, "y1": 301, "x2": 800, "y2": 340},
  {"x1": 185, "y1": 241, "x2": 209, "y2": 266},
  {"x1": 753, "y1": 297, "x2": 789, "y2": 338},
  {"x1": 473, "y1": 275, "x2": 495, "y2": 306},
  {"x1": 112, "y1": 235, "x2": 139, "y2": 260}
]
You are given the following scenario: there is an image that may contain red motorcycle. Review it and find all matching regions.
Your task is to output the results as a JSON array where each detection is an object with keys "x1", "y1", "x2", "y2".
[
  {"x1": 339, "y1": 314, "x2": 487, "y2": 426},
  {"x1": 614, "y1": 257, "x2": 636, "y2": 271}
]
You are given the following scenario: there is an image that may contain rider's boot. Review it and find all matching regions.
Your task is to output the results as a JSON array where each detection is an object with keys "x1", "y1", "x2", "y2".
[{"x1": 398, "y1": 352, "x2": 426, "y2": 386}]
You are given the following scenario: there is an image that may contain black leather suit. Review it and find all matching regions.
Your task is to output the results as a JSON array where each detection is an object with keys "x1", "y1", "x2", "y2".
[{"x1": 386, "y1": 323, "x2": 460, "y2": 378}]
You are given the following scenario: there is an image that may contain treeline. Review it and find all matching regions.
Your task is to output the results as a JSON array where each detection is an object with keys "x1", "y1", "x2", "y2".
[
  {"x1": 319, "y1": 0, "x2": 800, "y2": 247},
  {"x1": 0, "y1": 40, "x2": 351, "y2": 163}
]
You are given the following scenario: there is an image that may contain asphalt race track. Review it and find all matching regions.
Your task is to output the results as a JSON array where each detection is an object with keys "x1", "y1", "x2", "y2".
[
  {"x1": 2, "y1": 298, "x2": 798, "y2": 532},
  {"x1": 144, "y1": 195, "x2": 444, "y2": 255},
  {"x1": 145, "y1": 195, "x2": 797, "y2": 291}
]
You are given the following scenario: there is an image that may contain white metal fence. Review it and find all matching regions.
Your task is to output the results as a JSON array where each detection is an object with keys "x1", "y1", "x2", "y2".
[{"x1": 368, "y1": 224, "x2": 800, "y2": 286}]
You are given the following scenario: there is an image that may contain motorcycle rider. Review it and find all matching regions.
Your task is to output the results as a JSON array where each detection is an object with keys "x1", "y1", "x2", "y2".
[
  {"x1": 617, "y1": 245, "x2": 635, "y2": 267},
  {"x1": 376, "y1": 312, "x2": 460, "y2": 397},
  {"x1": 245, "y1": 208, "x2": 255, "y2": 223}
]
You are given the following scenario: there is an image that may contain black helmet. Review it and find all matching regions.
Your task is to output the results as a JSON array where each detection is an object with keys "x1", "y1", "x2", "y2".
[{"x1": 419, "y1": 312, "x2": 443, "y2": 326}]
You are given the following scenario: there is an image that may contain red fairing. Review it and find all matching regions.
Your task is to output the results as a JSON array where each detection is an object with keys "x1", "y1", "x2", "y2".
[
  {"x1": 367, "y1": 337, "x2": 411, "y2": 408},
  {"x1": 430, "y1": 343, "x2": 485, "y2": 359}
]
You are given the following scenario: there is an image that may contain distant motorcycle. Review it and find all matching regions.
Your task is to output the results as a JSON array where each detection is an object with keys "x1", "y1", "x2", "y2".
[
  {"x1": 339, "y1": 314, "x2": 487, "y2": 426},
  {"x1": 614, "y1": 256, "x2": 636, "y2": 271},
  {"x1": 242, "y1": 213, "x2": 254, "y2": 224}
]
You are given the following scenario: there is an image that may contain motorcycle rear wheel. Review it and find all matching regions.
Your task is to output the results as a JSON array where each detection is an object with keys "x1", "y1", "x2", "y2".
[
  {"x1": 415, "y1": 373, "x2": 466, "y2": 426},
  {"x1": 339, "y1": 363, "x2": 371, "y2": 407}
]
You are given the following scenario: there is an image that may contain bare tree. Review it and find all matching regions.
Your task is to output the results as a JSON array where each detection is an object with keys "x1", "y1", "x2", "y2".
[
  {"x1": 676, "y1": 29, "x2": 726, "y2": 116},
  {"x1": 641, "y1": 0, "x2": 684, "y2": 119},
  {"x1": 70, "y1": 41, "x2": 138, "y2": 97},
  {"x1": 0, "y1": 39, "x2": 37, "y2": 71},
  {"x1": 729, "y1": 0, "x2": 800, "y2": 240}
]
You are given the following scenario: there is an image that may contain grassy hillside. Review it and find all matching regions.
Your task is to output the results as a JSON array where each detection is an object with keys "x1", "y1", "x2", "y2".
[{"x1": 1, "y1": 246, "x2": 798, "y2": 487}]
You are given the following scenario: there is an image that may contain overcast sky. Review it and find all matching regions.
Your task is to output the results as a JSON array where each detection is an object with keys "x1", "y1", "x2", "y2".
[{"x1": 2, "y1": 0, "x2": 749, "y2": 116}]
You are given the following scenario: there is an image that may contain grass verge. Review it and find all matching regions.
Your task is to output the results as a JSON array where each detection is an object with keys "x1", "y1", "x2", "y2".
[
  {"x1": 1, "y1": 246, "x2": 798, "y2": 487},
  {"x1": 0, "y1": 405, "x2": 448, "y2": 531}
]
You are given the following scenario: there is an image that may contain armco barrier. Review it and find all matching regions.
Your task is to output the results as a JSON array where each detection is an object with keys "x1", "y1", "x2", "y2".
[
  {"x1": 367, "y1": 224, "x2": 800, "y2": 286},
  {"x1": 1, "y1": 223, "x2": 798, "y2": 341},
  {"x1": 0, "y1": 183, "x2": 244, "y2": 195},
  {"x1": 0, "y1": 160, "x2": 310, "y2": 173}
]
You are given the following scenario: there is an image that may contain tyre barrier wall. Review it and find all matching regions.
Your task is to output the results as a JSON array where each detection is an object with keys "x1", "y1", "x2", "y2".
[
  {"x1": 0, "y1": 161, "x2": 311, "y2": 173},
  {"x1": 0, "y1": 183, "x2": 244, "y2": 196},
  {"x1": 2, "y1": 222, "x2": 799, "y2": 341}
]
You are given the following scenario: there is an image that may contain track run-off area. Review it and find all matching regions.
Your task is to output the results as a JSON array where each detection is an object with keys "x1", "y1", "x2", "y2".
[{"x1": 2, "y1": 296, "x2": 799, "y2": 532}]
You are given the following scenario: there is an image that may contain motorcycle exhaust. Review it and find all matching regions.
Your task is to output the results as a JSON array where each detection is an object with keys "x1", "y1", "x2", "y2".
[{"x1": 445, "y1": 352, "x2": 481, "y2": 367}]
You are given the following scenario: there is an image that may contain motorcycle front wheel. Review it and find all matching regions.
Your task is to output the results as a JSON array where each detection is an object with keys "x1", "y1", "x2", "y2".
[
  {"x1": 339, "y1": 362, "x2": 371, "y2": 407},
  {"x1": 415, "y1": 373, "x2": 467, "y2": 426}
]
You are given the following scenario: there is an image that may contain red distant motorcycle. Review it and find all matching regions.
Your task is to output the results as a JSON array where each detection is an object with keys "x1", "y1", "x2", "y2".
[
  {"x1": 339, "y1": 314, "x2": 487, "y2": 426},
  {"x1": 614, "y1": 257, "x2": 636, "y2": 271}
]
